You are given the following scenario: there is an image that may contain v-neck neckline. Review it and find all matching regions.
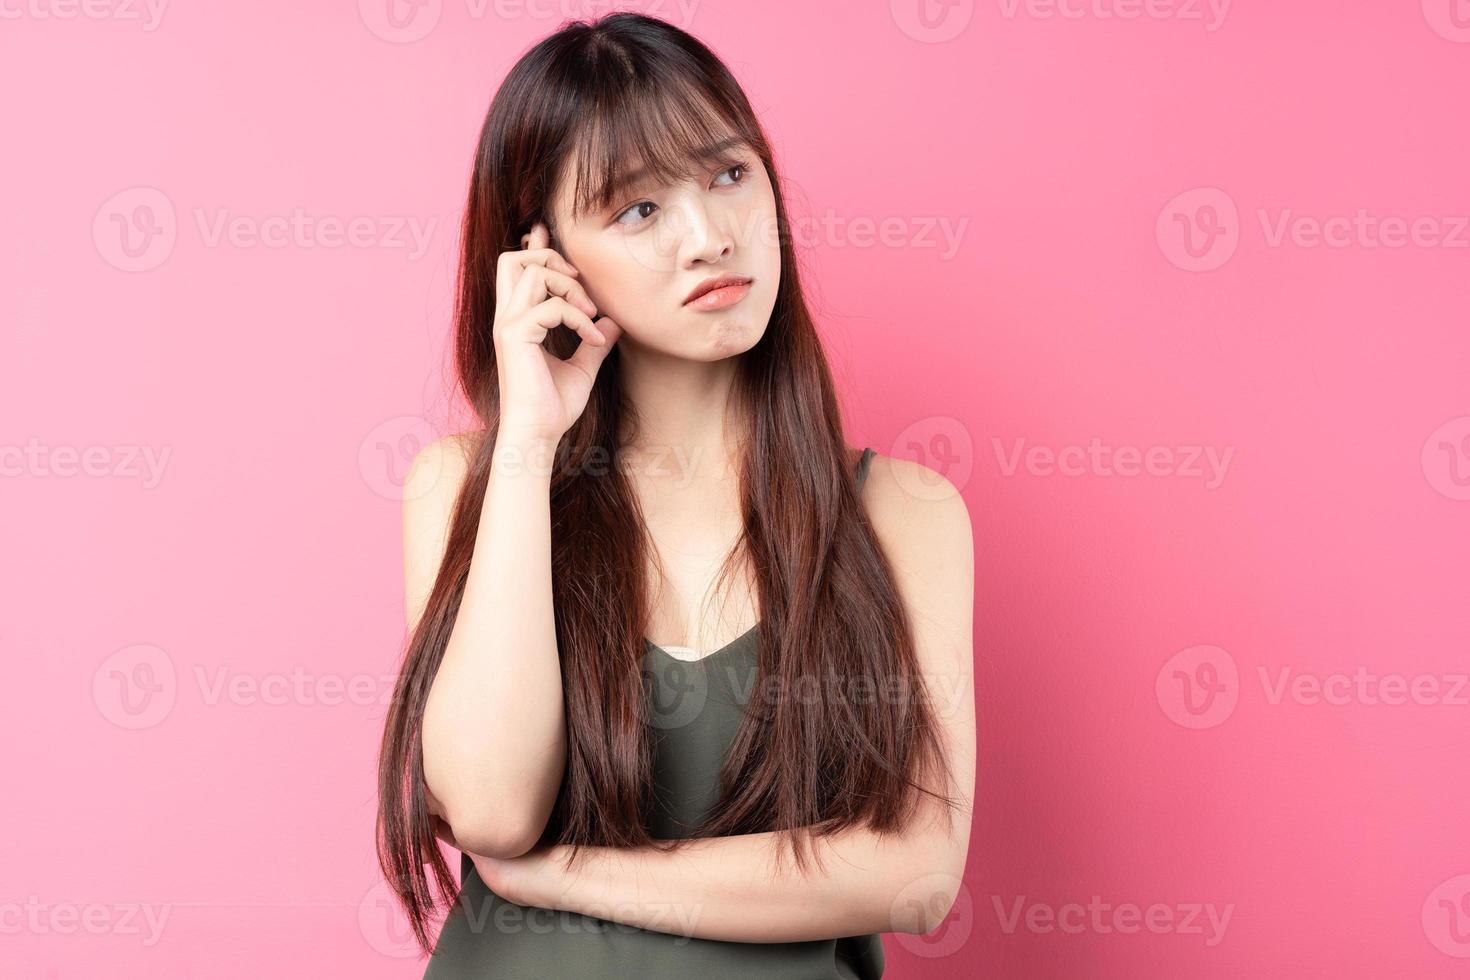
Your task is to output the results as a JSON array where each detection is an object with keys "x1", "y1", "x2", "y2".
[
  {"x1": 638, "y1": 446, "x2": 872, "y2": 668},
  {"x1": 643, "y1": 621, "x2": 760, "y2": 664}
]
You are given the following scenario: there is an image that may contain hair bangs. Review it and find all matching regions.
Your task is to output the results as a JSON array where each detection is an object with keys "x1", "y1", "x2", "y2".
[{"x1": 562, "y1": 77, "x2": 754, "y2": 222}]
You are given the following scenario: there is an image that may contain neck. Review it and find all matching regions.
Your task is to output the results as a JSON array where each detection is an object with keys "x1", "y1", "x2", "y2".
[{"x1": 617, "y1": 342, "x2": 747, "y2": 484}]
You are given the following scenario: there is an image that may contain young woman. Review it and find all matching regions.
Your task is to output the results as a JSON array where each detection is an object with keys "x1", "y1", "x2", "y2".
[{"x1": 377, "y1": 12, "x2": 976, "y2": 978}]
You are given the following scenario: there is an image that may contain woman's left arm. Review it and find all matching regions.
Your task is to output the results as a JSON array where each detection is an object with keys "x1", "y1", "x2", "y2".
[{"x1": 476, "y1": 457, "x2": 977, "y2": 943}]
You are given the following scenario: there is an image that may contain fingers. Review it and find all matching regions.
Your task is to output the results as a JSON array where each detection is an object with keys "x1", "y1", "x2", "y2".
[
  {"x1": 498, "y1": 247, "x2": 579, "y2": 304},
  {"x1": 515, "y1": 295, "x2": 606, "y2": 347},
  {"x1": 520, "y1": 223, "x2": 547, "y2": 250},
  {"x1": 567, "y1": 315, "x2": 621, "y2": 375},
  {"x1": 495, "y1": 220, "x2": 607, "y2": 353},
  {"x1": 507, "y1": 261, "x2": 598, "y2": 321},
  {"x1": 497, "y1": 221, "x2": 579, "y2": 302}
]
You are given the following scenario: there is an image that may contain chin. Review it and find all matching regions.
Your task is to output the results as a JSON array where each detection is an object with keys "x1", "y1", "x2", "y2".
[{"x1": 690, "y1": 309, "x2": 768, "y2": 360}]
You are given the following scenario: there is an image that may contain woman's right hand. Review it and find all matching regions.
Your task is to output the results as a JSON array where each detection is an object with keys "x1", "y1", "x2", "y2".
[{"x1": 492, "y1": 221, "x2": 622, "y2": 446}]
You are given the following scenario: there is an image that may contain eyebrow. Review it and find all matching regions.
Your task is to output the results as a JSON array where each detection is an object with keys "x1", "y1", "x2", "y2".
[{"x1": 612, "y1": 136, "x2": 748, "y2": 195}]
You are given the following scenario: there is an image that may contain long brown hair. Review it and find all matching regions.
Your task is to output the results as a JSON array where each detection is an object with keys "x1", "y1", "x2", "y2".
[{"x1": 377, "y1": 11, "x2": 962, "y2": 955}]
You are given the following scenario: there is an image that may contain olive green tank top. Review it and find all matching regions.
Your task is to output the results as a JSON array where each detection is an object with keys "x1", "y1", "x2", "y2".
[{"x1": 424, "y1": 447, "x2": 883, "y2": 979}]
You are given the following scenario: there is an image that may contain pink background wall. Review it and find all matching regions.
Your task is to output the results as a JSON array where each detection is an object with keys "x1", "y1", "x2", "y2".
[{"x1": 3, "y1": 1, "x2": 1467, "y2": 977}]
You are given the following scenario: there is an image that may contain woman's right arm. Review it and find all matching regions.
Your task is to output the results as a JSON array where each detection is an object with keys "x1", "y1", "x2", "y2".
[
  {"x1": 408, "y1": 221, "x2": 621, "y2": 860},
  {"x1": 407, "y1": 429, "x2": 566, "y2": 860}
]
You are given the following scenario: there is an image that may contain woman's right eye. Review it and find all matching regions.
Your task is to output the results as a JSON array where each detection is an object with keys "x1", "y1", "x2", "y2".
[{"x1": 614, "y1": 201, "x2": 657, "y2": 226}]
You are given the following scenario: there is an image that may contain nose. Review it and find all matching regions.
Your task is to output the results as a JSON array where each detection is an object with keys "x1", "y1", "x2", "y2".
[{"x1": 670, "y1": 193, "x2": 734, "y2": 268}]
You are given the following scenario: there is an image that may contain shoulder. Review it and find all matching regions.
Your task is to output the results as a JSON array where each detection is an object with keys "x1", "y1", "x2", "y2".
[
  {"x1": 858, "y1": 449, "x2": 974, "y2": 567},
  {"x1": 857, "y1": 449, "x2": 975, "y2": 665},
  {"x1": 403, "y1": 431, "x2": 481, "y2": 510}
]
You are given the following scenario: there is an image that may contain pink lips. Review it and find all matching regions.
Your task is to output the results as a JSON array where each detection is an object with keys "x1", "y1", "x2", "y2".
[{"x1": 684, "y1": 278, "x2": 753, "y2": 311}]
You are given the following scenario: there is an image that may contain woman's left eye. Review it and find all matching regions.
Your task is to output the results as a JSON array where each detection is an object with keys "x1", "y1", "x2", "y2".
[{"x1": 715, "y1": 161, "x2": 750, "y2": 186}]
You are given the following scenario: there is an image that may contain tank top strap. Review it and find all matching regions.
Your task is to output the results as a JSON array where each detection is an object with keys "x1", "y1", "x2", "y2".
[{"x1": 856, "y1": 446, "x2": 876, "y2": 489}]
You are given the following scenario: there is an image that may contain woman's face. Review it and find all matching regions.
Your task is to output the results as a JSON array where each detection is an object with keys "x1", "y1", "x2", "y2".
[{"x1": 546, "y1": 139, "x2": 781, "y2": 361}]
